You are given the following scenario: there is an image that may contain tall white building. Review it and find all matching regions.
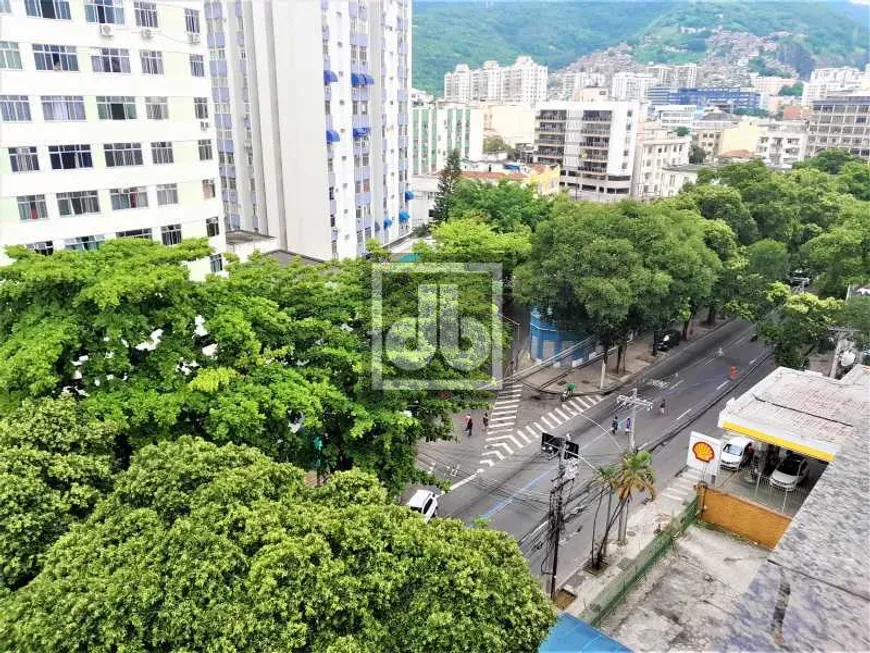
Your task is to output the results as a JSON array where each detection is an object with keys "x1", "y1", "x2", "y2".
[
  {"x1": 651, "y1": 104, "x2": 696, "y2": 131},
  {"x1": 610, "y1": 72, "x2": 657, "y2": 101},
  {"x1": 806, "y1": 91, "x2": 870, "y2": 162},
  {"x1": 631, "y1": 121, "x2": 690, "y2": 201},
  {"x1": 560, "y1": 71, "x2": 606, "y2": 99},
  {"x1": 644, "y1": 64, "x2": 697, "y2": 89},
  {"x1": 533, "y1": 100, "x2": 639, "y2": 202},
  {"x1": 0, "y1": 0, "x2": 226, "y2": 276},
  {"x1": 801, "y1": 67, "x2": 866, "y2": 106},
  {"x1": 204, "y1": 0, "x2": 411, "y2": 260},
  {"x1": 755, "y1": 120, "x2": 806, "y2": 169},
  {"x1": 443, "y1": 57, "x2": 547, "y2": 105},
  {"x1": 411, "y1": 101, "x2": 483, "y2": 176}
]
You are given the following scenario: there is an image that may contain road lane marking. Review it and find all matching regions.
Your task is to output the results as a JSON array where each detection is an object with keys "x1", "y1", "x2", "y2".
[
  {"x1": 517, "y1": 430, "x2": 532, "y2": 444},
  {"x1": 716, "y1": 380, "x2": 729, "y2": 390},
  {"x1": 493, "y1": 398, "x2": 520, "y2": 407},
  {"x1": 533, "y1": 421, "x2": 546, "y2": 434},
  {"x1": 749, "y1": 358, "x2": 757, "y2": 365},
  {"x1": 490, "y1": 441, "x2": 514, "y2": 455},
  {"x1": 480, "y1": 459, "x2": 494, "y2": 468},
  {"x1": 568, "y1": 399, "x2": 587, "y2": 412},
  {"x1": 490, "y1": 407, "x2": 518, "y2": 416},
  {"x1": 481, "y1": 449, "x2": 504, "y2": 461},
  {"x1": 670, "y1": 379, "x2": 684, "y2": 390},
  {"x1": 677, "y1": 408, "x2": 692, "y2": 420},
  {"x1": 479, "y1": 467, "x2": 554, "y2": 520},
  {"x1": 449, "y1": 473, "x2": 478, "y2": 490},
  {"x1": 703, "y1": 358, "x2": 714, "y2": 366},
  {"x1": 540, "y1": 414, "x2": 558, "y2": 428},
  {"x1": 526, "y1": 425, "x2": 539, "y2": 438},
  {"x1": 554, "y1": 408, "x2": 571, "y2": 421},
  {"x1": 488, "y1": 414, "x2": 516, "y2": 423},
  {"x1": 486, "y1": 434, "x2": 522, "y2": 449}
]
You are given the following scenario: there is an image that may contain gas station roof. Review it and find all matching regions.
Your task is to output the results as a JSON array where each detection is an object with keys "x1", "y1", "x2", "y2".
[{"x1": 717, "y1": 365, "x2": 869, "y2": 462}]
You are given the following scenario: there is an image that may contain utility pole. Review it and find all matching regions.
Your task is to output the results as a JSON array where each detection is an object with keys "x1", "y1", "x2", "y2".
[
  {"x1": 546, "y1": 437, "x2": 578, "y2": 601},
  {"x1": 614, "y1": 388, "x2": 652, "y2": 544}
]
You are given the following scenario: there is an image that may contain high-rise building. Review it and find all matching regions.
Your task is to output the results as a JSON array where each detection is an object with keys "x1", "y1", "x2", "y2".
[
  {"x1": 669, "y1": 87, "x2": 761, "y2": 111},
  {"x1": 644, "y1": 64, "x2": 697, "y2": 89},
  {"x1": 651, "y1": 105, "x2": 697, "y2": 131},
  {"x1": 443, "y1": 57, "x2": 547, "y2": 105},
  {"x1": 411, "y1": 101, "x2": 483, "y2": 176},
  {"x1": 533, "y1": 100, "x2": 639, "y2": 202},
  {"x1": 610, "y1": 72, "x2": 657, "y2": 101},
  {"x1": 807, "y1": 91, "x2": 870, "y2": 161},
  {"x1": 560, "y1": 71, "x2": 606, "y2": 99},
  {"x1": 0, "y1": 0, "x2": 226, "y2": 276},
  {"x1": 751, "y1": 75, "x2": 797, "y2": 96},
  {"x1": 204, "y1": 0, "x2": 412, "y2": 260},
  {"x1": 755, "y1": 120, "x2": 806, "y2": 169},
  {"x1": 801, "y1": 67, "x2": 867, "y2": 107},
  {"x1": 631, "y1": 121, "x2": 691, "y2": 201}
]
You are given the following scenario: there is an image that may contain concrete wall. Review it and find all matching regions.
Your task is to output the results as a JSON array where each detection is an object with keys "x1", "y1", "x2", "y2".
[{"x1": 698, "y1": 486, "x2": 791, "y2": 549}]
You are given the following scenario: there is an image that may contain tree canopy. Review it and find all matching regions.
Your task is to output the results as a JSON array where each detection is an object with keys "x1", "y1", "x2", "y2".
[
  {"x1": 0, "y1": 437, "x2": 555, "y2": 652},
  {"x1": 448, "y1": 178, "x2": 556, "y2": 233}
]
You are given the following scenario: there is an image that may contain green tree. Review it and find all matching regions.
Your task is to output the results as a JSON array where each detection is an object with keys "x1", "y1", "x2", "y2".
[
  {"x1": 414, "y1": 216, "x2": 531, "y2": 274},
  {"x1": 688, "y1": 143, "x2": 706, "y2": 164},
  {"x1": 0, "y1": 397, "x2": 117, "y2": 591},
  {"x1": 482, "y1": 135, "x2": 515, "y2": 158},
  {"x1": 448, "y1": 178, "x2": 555, "y2": 232},
  {"x1": 779, "y1": 81, "x2": 804, "y2": 97},
  {"x1": 759, "y1": 285, "x2": 843, "y2": 367},
  {"x1": 801, "y1": 202, "x2": 870, "y2": 298},
  {"x1": 433, "y1": 149, "x2": 463, "y2": 224},
  {"x1": 679, "y1": 184, "x2": 758, "y2": 245},
  {"x1": 745, "y1": 239, "x2": 790, "y2": 283},
  {"x1": 675, "y1": 126, "x2": 690, "y2": 137},
  {"x1": 0, "y1": 437, "x2": 555, "y2": 652},
  {"x1": 838, "y1": 296, "x2": 870, "y2": 352},
  {"x1": 795, "y1": 148, "x2": 864, "y2": 175},
  {"x1": 837, "y1": 160, "x2": 870, "y2": 201}
]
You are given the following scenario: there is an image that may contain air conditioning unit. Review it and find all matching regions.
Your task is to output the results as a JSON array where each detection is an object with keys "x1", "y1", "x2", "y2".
[
  {"x1": 99, "y1": 23, "x2": 114, "y2": 36},
  {"x1": 200, "y1": 120, "x2": 210, "y2": 131},
  {"x1": 188, "y1": 32, "x2": 201, "y2": 44},
  {"x1": 141, "y1": 27, "x2": 154, "y2": 39}
]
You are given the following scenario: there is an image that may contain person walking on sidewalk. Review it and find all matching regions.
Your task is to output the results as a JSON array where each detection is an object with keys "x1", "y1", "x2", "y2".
[
  {"x1": 623, "y1": 416, "x2": 632, "y2": 436},
  {"x1": 659, "y1": 397, "x2": 667, "y2": 416},
  {"x1": 464, "y1": 414, "x2": 474, "y2": 438},
  {"x1": 482, "y1": 411, "x2": 490, "y2": 430},
  {"x1": 611, "y1": 415, "x2": 619, "y2": 435}
]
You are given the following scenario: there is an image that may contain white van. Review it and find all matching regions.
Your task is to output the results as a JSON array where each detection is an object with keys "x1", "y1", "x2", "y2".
[
  {"x1": 720, "y1": 437, "x2": 753, "y2": 470},
  {"x1": 405, "y1": 490, "x2": 438, "y2": 523}
]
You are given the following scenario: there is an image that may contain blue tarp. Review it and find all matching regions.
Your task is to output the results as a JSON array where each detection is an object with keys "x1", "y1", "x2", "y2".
[
  {"x1": 404, "y1": 190, "x2": 414, "y2": 200},
  {"x1": 326, "y1": 129, "x2": 340, "y2": 144},
  {"x1": 398, "y1": 210, "x2": 409, "y2": 222},
  {"x1": 539, "y1": 614, "x2": 631, "y2": 653},
  {"x1": 323, "y1": 69, "x2": 338, "y2": 84}
]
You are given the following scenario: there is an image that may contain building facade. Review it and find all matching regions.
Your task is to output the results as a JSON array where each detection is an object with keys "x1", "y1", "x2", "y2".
[
  {"x1": 411, "y1": 101, "x2": 483, "y2": 175},
  {"x1": 807, "y1": 92, "x2": 870, "y2": 161},
  {"x1": 443, "y1": 57, "x2": 547, "y2": 105},
  {"x1": 610, "y1": 72, "x2": 657, "y2": 101},
  {"x1": 203, "y1": 0, "x2": 412, "y2": 260},
  {"x1": 631, "y1": 122, "x2": 690, "y2": 200},
  {"x1": 651, "y1": 104, "x2": 696, "y2": 130},
  {"x1": 533, "y1": 100, "x2": 639, "y2": 202},
  {"x1": 645, "y1": 64, "x2": 698, "y2": 89},
  {"x1": 751, "y1": 75, "x2": 797, "y2": 96},
  {"x1": 560, "y1": 71, "x2": 606, "y2": 99},
  {"x1": 755, "y1": 120, "x2": 806, "y2": 169},
  {"x1": 481, "y1": 103, "x2": 536, "y2": 146},
  {"x1": 669, "y1": 87, "x2": 761, "y2": 111},
  {"x1": 0, "y1": 0, "x2": 226, "y2": 276}
]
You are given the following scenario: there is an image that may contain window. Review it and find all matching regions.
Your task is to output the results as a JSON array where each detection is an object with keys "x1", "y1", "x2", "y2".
[
  {"x1": 189, "y1": 54, "x2": 204, "y2": 77},
  {"x1": 18, "y1": 195, "x2": 48, "y2": 221},
  {"x1": 33, "y1": 44, "x2": 78, "y2": 71},
  {"x1": 156, "y1": 183, "x2": 178, "y2": 205},
  {"x1": 202, "y1": 179, "x2": 216, "y2": 199},
  {"x1": 145, "y1": 96, "x2": 168, "y2": 120},
  {"x1": 0, "y1": 41, "x2": 22, "y2": 69},
  {"x1": 42, "y1": 95, "x2": 85, "y2": 121},
  {"x1": 161, "y1": 224, "x2": 182, "y2": 246},
  {"x1": 49, "y1": 144, "x2": 92, "y2": 169},
  {"x1": 151, "y1": 141, "x2": 173, "y2": 165},
  {"x1": 110, "y1": 187, "x2": 148, "y2": 210},
  {"x1": 97, "y1": 96, "x2": 136, "y2": 120},
  {"x1": 25, "y1": 0, "x2": 70, "y2": 19},
  {"x1": 85, "y1": 0, "x2": 124, "y2": 24},
  {"x1": 65, "y1": 235, "x2": 104, "y2": 251},
  {"x1": 209, "y1": 253, "x2": 223, "y2": 273},
  {"x1": 57, "y1": 190, "x2": 100, "y2": 216},
  {"x1": 140, "y1": 50, "x2": 163, "y2": 75},
  {"x1": 184, "y1": 8, "x2": 200, "y2": 33},
  {"x1": 117, "y1": 228, "x2": 153, "y2": 240},
  {"x1": 198, "y1": 139, "x2": 213, "y2": 160},
  {"x1": 206, "y1": 216, "x2": 220, "y2": 237},
  {"x1": 0, "y1": 95, "x2": 31, "y2": 121},
  {"x1": 104, "y1": 142, "x2": 143, "y2": 167},
  {"x1": 91, "y1": 48, "x2": 130, "y2": 73},
  {"x1": 134, "y1": 1, "x2": 157, "y2": 27},
  {"x1": 27, "y1": 241, "x2": 54, "y2": 255},
  {"x1": 0, "y1": 0, "x2": 9, "y2": 12},
  {"x1": 194, "y1": 97, "x2": 208, "y2": 119},
  {"x1": 9, "y1": 146, "x2": 39, "y2": 172}
]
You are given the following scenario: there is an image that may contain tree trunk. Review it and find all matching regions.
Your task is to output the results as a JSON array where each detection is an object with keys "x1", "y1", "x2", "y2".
[
  {"x1": 617, "y1": 497, "x2": 630, "y2": 545},
  {"x1": 593, "y1": 495, "x2": 624, "y2": 569},
  {"x1": 706, "y1": 305, "x2": 718, "y2": 326},
  {"x1": 651, "y1": 330, "x2": 659, "y2": 357},
  {"x1": 682, "y1": 318, "x2": 691, "y2": 341},
  {"x1": 616, "y1": 344, "x2": 625, "y2": 374}
]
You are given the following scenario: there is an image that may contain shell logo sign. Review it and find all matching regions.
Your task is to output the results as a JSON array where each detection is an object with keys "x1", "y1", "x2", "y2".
[{"x1": 687, "y1": 431, "x2": 722, "y2": 476}]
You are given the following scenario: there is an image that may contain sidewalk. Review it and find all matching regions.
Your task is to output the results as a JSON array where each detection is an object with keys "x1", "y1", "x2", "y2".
[{"x1": 520, "y1": 318, "x2": 727, "y2": 396}]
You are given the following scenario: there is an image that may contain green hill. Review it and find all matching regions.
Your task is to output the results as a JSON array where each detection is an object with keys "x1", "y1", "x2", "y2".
[{"x1": 412, "y1": 1, "x2": 869, "y2": 93}]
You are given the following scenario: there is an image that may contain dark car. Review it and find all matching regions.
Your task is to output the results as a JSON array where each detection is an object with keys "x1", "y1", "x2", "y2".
[{"x1": 657, "y1": 329, "x2": 682, "y2": 351}]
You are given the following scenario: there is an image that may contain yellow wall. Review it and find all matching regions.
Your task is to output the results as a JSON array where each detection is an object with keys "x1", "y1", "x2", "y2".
[
  {"x1": 719, "y1": 120, "x2": 761, "y2": 156},
  {"x1": 528, "y1": 165, "x2": 561, "y2": 196},
  {"x1": 698, "y1": 486, "x2": 791, "y2": 549}
]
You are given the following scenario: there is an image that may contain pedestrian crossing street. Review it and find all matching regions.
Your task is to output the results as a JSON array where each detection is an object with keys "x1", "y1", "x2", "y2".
[{"x1": 480, "y1": 393, "x2": 604, "y2": 469}]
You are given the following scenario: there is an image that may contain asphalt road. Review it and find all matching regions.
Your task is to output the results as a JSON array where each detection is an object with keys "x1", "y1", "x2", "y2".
[{"x1": 431, "y1": 319, "x2": 775, "y2": 587}]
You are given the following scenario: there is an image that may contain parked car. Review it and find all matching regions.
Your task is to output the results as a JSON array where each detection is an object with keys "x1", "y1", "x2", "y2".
[
  {"x1": 657, "y1": 329, "x2": 682, "y2": 352},
  {"x1": 769, "y1": 453, "x2": 809, "y2": 491},
  {"x1": 405, "y1": 489, "x2": 438, "y2": 522},
  {"x1": 720, "y1": 437, "x2": 754, "y2": 471}
]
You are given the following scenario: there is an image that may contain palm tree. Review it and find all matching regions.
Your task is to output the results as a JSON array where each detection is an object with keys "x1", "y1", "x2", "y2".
[{"x1": 590, "y1": 465, "x2": 619, "y2": 568}]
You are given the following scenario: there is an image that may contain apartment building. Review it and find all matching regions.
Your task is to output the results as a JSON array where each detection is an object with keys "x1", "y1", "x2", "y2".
[
  {"x1": 411, "y1": 100, "x2": 483, "y2": 175},
  {"x1": 807, "y1": 91, "x2": 870, "y2": 161},
  {"x1": 0, "y1": 0, "x2": 226, "y2": 276},
  {"x1": 800, "y1": 67, "x2": 867, "y2": 107},
  {"x1": 645, "y1": 64, "x2": 698, "y2": 89},
  {"x1": 480, "y1": 103, "x2": 536, "y2": 146},
  {"x1": 631, "y1": 122, "x2": 690, "y2": 200},
  {"x1": 560, "y1": 71, "x2": 606, "y2": 99},
  {"x1": 755, "y1": 121, "x2": 806, "y2": 169},
  {"x1": 670, "y1": 87, "x2": 761, "y2": 111},
  {"x1": 610, "y1": 72, "x2": 657, "y2": 101},
  {"x1": 204, "y1": 0, "x2": 411, "y2": 260},
  {"x1": 443, "y1": 57, "x2": 547, "y2": 105},
  {"x1": 533, "y1": 100, "x2": 639, "y2": 202},
  {"x1": 751, "y1": 75, "x2": 797, "y2": 96},
  {"x1": 651, "y1": 104, "x2": 696, "y2": 130},
  {"x1": 690, "y1": 111, "x2": 738, "y2": 160}
]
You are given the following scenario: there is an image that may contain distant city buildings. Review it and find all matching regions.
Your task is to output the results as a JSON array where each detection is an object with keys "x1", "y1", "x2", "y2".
[
  {"x1": 755, "y1": 121, "x2": 806, "y2": 169},
  {"x1": 560, "y1": 71, "x2": 606, "y2": 99},
  {"x1": 807, "y1": 91, "x2": 870, "y2": 161},
  {"x1": 751, "y1": 75, "x2": 798, "y2": 96},
  {"x1": 667, "y1": 88, "x2": 761, "y2": 111},
  {"x1": 631, "y1": 121, "x2": 691, "y2": 200},
  {"x1": 444, "y1": 57, "x2": 547, "y2": 105},
  {"x1": 610, "y1": 72, "x2": 657, "y2": 101},
  {"x1": 0, "y1": 0, "x2": 226, "y2": 277},
  {"x1": 533, "y1": 100, "x2": 639, "y2": 202},
  {"x1": 480, "y1": 103, "x2": 537, "y2": 146},
  {"x1": 801, "y1": 66, "x2": 868, "y2": 107},
  {"x1": 411, "y1": 101, "x2": 483, "y2": 176},
  {"x1": 644, "y1": 63, "x2": 698, "y2": 89},
  {"x1": 651, "y1": 105, "x2": 697, "y2": 131}
]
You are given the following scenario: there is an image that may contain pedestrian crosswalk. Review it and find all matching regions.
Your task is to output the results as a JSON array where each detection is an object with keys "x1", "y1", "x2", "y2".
[
  {"x1": 480, "y1": 394, "x2": 604, "y2": 469},
  {"x1": 483, "y1": 381, "x2": 523, "y2": 437}
]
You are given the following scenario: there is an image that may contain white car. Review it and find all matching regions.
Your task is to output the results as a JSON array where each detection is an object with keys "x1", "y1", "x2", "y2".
[
  {"x1": 720, "y1": 437, "x2": 753, "y2": 471},
  {"x1": 769, "y1": 454, "x2": 809, "y2": 491},
  {"x1": 406, "y1": 489, "x2": 438, "y2": 523}
]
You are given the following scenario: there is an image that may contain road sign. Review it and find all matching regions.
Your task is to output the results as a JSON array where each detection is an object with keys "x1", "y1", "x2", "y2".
[{"x1": 687, "y1": 431, "x2": 722, "y2": 477}]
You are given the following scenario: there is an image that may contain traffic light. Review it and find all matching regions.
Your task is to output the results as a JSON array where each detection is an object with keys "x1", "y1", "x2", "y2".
[{"x1": 564, "y1": 440, "x2": 579, "y2": 460}]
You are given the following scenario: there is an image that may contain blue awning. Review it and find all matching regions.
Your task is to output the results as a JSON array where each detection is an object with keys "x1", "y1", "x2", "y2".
[
  {"x1": 364, "y1": 73, "x2": 375, "y2": 85},
  {"x1": 504, "y1": 163, "x2": 520, "y2": 171},
  {"x1": 398, "y1": 210, "x2": 409, "y2": 222},
  {"x1": 351, "y1": 72, "x2": 364, "y2": 86},
  {"x1": 353, "y1": 127, "x2": 370, "y2": 139},
  {"x1": 404, "y1": 190, "x2": 414, "y2": 201},
  {"x1": 540, "y1": 614, "x2": 630, "y2": 652},
  {"x1": 326, "y1": 129, "x2": 340, "y2": 144},
  {"x1": 323, "y1": 69, "x2": 338, "y2": 84},
  {"x1": 383, "y1": 217, "x2": 393, "y2": 228}
]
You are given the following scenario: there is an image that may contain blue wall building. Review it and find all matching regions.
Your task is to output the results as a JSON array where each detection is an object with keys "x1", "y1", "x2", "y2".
[
  {"x1": 529, "y1": 309, "x2": 599, "y2": 367},
  {"x1": 667, "y1": 87, "x2": 761, "y2": 111}
]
